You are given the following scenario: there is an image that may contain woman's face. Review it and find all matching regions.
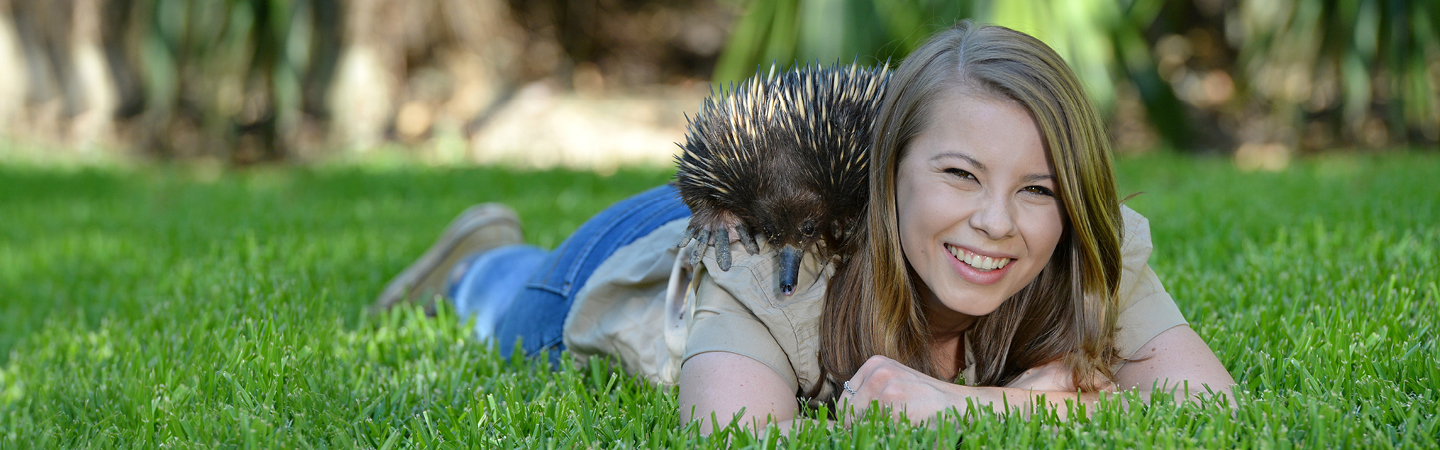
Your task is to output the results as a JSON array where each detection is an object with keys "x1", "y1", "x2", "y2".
[{"x1": 895, "y1": 91, "x2": 1064, "y2": 322}]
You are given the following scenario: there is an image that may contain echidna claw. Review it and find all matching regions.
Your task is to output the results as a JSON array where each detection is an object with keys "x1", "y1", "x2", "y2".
[
  {"x1": 714, "y1": 227, "x2": 732, "y2": 271},
  {"x1": 735, "y1": 224, "x2": 760, "y2": 255},
  {"x1": 690, "y1": 229, "x2": 709, "y2": 266},
  {"x1": 677, "y1": 226, "x2": 698, "y2": 248}
]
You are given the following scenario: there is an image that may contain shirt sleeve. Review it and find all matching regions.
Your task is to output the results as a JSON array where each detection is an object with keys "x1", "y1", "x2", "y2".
[
  {"x1": 682, "y1": 264, "x2": 802, "y2": 391},
  {"x1": 1114, "y1": 205, "x2": 1189, "y2": 360},
  {"x1": 679, "y1": 238, "x2": 830, "y2": 395}
]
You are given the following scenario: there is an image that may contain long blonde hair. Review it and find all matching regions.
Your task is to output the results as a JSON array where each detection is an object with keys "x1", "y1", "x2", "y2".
[{"x1": 818, "y1": 21, "x2": 1124, "y2": 391}]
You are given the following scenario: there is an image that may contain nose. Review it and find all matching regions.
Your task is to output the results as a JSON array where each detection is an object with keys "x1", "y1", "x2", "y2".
[{"x1": 968, "y1": 191, "x2": 1016, "y2": 240}]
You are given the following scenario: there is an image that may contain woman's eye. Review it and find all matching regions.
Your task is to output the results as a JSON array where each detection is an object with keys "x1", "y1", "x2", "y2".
[
  {"x1": 1024, "y1": 185, "x2": 1055, "y2": 197},
  {"x1": 944, "y1": 168, "x2": 975, "y2": 180}
]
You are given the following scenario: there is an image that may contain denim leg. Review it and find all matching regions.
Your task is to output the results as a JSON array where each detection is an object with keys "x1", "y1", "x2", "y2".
[
  {"x1": 494, "y1": 184, "x2": 690, "y2": 363},
  {"x1": 448, "y1": 245, "x2": 549, "y2": 342}
]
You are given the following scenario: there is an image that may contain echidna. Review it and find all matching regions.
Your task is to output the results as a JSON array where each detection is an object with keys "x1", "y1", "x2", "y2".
[{"x1": 674, "y1": 63, "x2": 889, "y2": 295}]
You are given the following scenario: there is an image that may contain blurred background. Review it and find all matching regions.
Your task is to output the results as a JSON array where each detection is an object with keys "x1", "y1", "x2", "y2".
[{"x1": 0, "y1": 0, "x2": 1435, "y2": 171}]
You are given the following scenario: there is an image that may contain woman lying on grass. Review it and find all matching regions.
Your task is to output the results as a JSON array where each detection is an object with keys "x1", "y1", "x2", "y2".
[{"x1": 371, "y1": 22, "x2": 1235, "y2": 432}]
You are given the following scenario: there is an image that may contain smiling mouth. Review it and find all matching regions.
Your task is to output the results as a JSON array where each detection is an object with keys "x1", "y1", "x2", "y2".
[{"x1": 945, "y1": 244, "x2": 1012, "y2": 271}]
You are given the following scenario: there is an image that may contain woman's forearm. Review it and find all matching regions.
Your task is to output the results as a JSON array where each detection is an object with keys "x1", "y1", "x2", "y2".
[{"x1": 961, "y1": 381, "x2": 1233, "y2": 421}]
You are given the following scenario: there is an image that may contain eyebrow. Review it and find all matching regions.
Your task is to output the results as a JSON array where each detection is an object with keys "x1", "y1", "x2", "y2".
[
  {"x1": 930, "y1": 152, "x2": 1055, "y2": 183},
  {"x1": 931, "y1": 152, "x2": 986, "y2": 172}
]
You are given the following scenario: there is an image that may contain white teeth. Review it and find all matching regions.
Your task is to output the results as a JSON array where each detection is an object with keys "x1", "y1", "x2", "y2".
[{"x1": 946, "y1": 244, "x2": 1012, "y2": 272}]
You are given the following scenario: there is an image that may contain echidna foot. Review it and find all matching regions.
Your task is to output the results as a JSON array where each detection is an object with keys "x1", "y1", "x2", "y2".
[
  {"x1": 689, "y1": 229, "x2": 710, "y2": 266},
  {"x1": 676, "y1": 226, "x2": 698, "y2": 248},
  {"x1": 682, "y1": 224, "x2": 744, "y2": 271},
  {"x1": 734, "y1": 224, "x2": 760, "y2": 255},
  {"x1": 713, "y1": 227, "x2": 731, "y2": 271}
]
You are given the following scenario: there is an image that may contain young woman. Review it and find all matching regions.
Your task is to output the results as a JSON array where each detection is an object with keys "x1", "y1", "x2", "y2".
[{"x1": 373, "y1": 22, "x2": 1234, "y2": 432}]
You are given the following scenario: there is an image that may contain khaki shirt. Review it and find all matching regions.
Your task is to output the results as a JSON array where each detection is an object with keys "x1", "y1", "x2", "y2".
[{"x1": 563, "y1": 206, "x2": 1187, "y2": 401}]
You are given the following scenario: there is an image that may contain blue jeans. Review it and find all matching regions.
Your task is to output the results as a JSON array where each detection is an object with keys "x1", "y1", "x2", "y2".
[{"x1": 447, "y1": 184, "x2": 691, "y2": 364}]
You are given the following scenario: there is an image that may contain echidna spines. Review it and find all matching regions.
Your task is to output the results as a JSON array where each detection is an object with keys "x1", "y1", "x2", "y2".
[{"x1": 675, "y1": 62, "x2": 889, "y2": 294}]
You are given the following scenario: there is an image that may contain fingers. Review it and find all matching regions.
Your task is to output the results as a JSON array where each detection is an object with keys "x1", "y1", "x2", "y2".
[
  {"x1": 837, "y1": 378, "x2": 866, "y2": 421},
  {"x1": 839, "y1": 355, "x2": 897, "y2": 417},
  {"x1": 842, "y1": 356, "x2": 972, "y2": 426},
  {"x1": 839, "y1": 355, "x2": 919, "y2": 417},
  {"x1": 851, "y1": 355, "x2": 902, "y2": 384}
]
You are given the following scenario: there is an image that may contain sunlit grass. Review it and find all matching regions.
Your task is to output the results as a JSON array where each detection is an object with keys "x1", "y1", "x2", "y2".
[{"x1": 1, "y1": 152, "x2": 1436, "y2": 447}]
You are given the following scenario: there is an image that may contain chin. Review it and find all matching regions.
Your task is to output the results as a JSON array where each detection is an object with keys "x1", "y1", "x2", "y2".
[{"x1": 936, "y1": 289, "x2": 1009, "y2": 317}]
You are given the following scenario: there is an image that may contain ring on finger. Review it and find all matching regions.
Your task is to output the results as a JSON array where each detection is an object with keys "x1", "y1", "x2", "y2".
[{"x1": 843, "y1": 380, "x2": 858, "y2": 395}]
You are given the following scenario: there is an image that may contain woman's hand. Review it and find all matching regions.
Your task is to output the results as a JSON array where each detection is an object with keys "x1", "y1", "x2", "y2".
[
  {"x1": 1003, "y1": 358, "x2": 1121, "y2": 393},
  {"x1": 1003, "y1": 359, "x2": 1075, "y2": 392},
  {"x1": 839, "y1": 326, "x2": 1235, "y2": 426},
  {"x1": 839, "y1": 355, "x2": 996, "y2": 425}
]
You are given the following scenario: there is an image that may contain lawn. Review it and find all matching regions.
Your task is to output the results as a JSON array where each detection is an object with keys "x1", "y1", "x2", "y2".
[{"x1": 0, "y1": 152, "x2": 1436, "y2": 448}]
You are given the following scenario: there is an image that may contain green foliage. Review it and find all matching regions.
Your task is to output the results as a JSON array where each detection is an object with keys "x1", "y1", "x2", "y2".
[
  {"x1": 714, "y1": 0, "x2": 1440, "y2": 150},
  {"x1": 713, "y1": 0, "x2": 969, "y2": 84},
  {"x1": 121, "y1": 0, "x2": 308, "y2": 160},
  {"x1": 711, "y1": 0, "x2": 1188, "y2": 146},
  {"x1": 1, "y1": 153, "x2": 1438, "y2": 447},
  {"x1": 1228, "y1": 0, "x2": 1440, "y2": 143}
]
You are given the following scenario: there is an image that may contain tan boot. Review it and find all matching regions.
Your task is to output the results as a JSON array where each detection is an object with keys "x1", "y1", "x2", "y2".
[{"x1": 371, "y1": 203, "x2": 523, "y2": 315}]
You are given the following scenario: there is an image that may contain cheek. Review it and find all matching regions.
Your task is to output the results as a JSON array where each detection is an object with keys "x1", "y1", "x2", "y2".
[
  {"x1": 895, "y1": 189, "x2": 927, "y2": 262},
  {"x1": 895, "y1": 178, "x2": 952, "y2": 263},
  {"x1": 894, "y1": 172, "x2": 923, "y2": 249},
  {"x1": 897, "y1": 218, "x2": 933, "y2": 268},
  {"x1": 1020, "y1": 204, "x2": 1066, "y2": 259}
]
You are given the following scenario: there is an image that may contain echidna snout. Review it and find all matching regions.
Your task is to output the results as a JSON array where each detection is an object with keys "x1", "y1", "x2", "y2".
[
  {"x1": 751, "y1": 194, "x2": 825, "y2": 296},
  {"x1": 778, "y1": 245, "x2": 802, "y2": 296}
]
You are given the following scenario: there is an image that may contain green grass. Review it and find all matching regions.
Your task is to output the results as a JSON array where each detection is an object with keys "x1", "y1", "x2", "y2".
[{"x1": 0, "y1": 152, "x2": 1436, "y2": 448}]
